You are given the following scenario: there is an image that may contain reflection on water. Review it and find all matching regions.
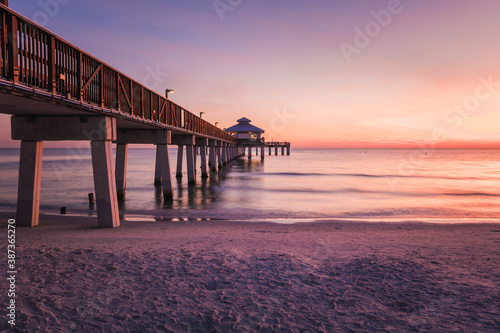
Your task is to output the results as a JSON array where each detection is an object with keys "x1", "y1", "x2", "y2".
[{"x1": 1, "y1": 148, "x2": 500, "y2": 221}]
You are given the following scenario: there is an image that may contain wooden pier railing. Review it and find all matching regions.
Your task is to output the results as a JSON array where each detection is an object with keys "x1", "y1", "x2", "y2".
[{"x1": 0, "y1": 4, "x2": 236, "y2": 143}]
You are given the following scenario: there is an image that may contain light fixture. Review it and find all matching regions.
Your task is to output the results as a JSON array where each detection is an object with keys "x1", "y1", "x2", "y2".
[
  {"x1": 200, "y1": 112, "x2": 205, "y2": 119},
  {"x1": 165, "y1": 89, "x2": 175, "y2": 99}
]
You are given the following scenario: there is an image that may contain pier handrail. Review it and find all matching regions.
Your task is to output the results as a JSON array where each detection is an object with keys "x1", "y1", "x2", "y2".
[{"x1": 0, "y1": 4, "x2": 236, "y2": 142}]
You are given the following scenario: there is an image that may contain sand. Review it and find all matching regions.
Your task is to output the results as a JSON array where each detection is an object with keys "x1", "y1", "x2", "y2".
[{"x1": 1, "y1": 212, "x2": 499, "y2": 332}]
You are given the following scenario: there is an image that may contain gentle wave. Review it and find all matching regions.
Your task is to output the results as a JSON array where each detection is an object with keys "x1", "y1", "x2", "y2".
[
  {"x1": 225, "y1": 186, "x2": 500, "y2": 197},
  {"x1": 247, "y1": 172, "x2": 485, "y2": 181}
]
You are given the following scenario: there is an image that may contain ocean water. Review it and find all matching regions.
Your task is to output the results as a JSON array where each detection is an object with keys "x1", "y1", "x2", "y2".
[{"x1": 0, "y1": 148, "x2": 499, "y2": 222}]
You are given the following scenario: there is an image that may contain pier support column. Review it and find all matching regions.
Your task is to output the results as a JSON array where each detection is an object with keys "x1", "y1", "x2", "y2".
[
  {"x1": 196, "y1": 138, "x2": 209, "y2": 178},
  {"x1": 172, "y1": 135, "x2": 196, "y2": 182},
  {"x1": 176, "y1": 145, "x2": 184, "y2": 178},
  {"x1": 287, "y1": 145, "x2": 290, "y2": 155},
  {"x1": 224, "y1": 143, "x2": 229, "y2": 165},
  {"x1": 186, "y1": 145, "x2": 195, "y2": 184},
  {"x1": 194, "y1": 147, "x2": 197, "y2": 174},
  {"x1": 281, "y1": 146, "x2": 285, "y2": 155},
  {"x1": 156, "y1": 144, "x2": 173, "y2": 200},
  {"x1": 12, "y1": 116, "x2": 119, "y2": 228},
  {"x1": 91, "y1": 140, "x2": 120, "y2": 228},
  {"x1": 261, "y1": 146, "x2": 265, "y2": 160},
  {"x1": 115, "y1": 129, "x2": 171, "y2": 199},
  {"x1": 209, "y1": 140, "x2": 217, "y2": 172},
  {"x1": 115, "y1": 143, "x2": 128, "y2": 200},
  {"x1": 154, "y1": 145, "x2": 162, "y2": 185},
  {"x1": 269, "y1": 146, "x2": 271, "y2": 155},
  {"x1": 256, "y1": 146, "x2": 259, "y2": 156},
  {"x1": 248, "y1": 146, "x2": 252, "y2": 160},
  {"x1": 16, "y1": 141, "x2": 43, "y2": 227},
  {"x1": 218, "y1": 143, "x2": 224, "y2": 168},
  {"x1": 200, "y1": 147, "x2": 208, "y2": 177}
]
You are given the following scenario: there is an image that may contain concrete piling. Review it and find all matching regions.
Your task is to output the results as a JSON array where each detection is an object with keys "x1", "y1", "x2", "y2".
[
  {"x1": 115, "y1": 143, "x2": 128, "y2": 200},
  {"x1": 16, "y1": 141, "x2": 43, "y2": 227},
  {"x1": 91, "y1": 140, "x2": 120, "y2": 228}
]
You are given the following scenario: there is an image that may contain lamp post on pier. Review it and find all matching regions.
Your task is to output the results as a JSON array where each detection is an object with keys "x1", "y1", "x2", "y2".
[{"x1": 165, "y1": 89, "x2": 175, "y2": 99}]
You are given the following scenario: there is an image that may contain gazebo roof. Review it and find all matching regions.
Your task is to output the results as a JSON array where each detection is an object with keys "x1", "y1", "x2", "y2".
[
  {"x1": 225, "y1": 117, "x2": 265, "y2": 133},
  {"x1": 237, "y1": 117, "x2": 252, "y2": 123}
]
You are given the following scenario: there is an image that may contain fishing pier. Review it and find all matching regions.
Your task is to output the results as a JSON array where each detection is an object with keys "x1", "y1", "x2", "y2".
[
  {"x1": 0, "y1": 3, "x2": 291, "y2": 228},
  {"x1": 0, "y1": 2, "x2": 248, "y2": 228}
]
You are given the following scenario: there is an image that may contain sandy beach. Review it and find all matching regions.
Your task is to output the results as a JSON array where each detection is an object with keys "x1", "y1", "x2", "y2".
[{"x1": 1, "y1": 212, "x2": 499, "y2": 332}]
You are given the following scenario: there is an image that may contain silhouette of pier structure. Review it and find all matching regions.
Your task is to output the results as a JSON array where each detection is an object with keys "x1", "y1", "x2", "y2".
[{"x1": 0, "y1": 3, "x2": 243, "y2": 228}]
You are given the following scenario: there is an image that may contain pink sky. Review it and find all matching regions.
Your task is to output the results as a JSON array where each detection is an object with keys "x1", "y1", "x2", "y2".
[{"x1": 1, "y1": 0, "x2": 500, "y2": 148}]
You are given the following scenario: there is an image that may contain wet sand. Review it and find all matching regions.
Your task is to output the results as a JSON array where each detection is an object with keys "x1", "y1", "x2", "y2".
[{"x1": 1, "y1": 212, "x2": 499, "y2": 332}]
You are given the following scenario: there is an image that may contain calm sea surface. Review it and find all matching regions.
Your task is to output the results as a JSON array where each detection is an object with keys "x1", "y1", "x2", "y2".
[{"x1": 1, "y1": 148, "x2": 499, "y2": 222}]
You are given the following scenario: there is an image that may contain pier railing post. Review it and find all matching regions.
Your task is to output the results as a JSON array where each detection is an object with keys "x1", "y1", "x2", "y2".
[
  {"x1": 6, "y1": 11, "x2": 18, "y2": 83},
  {"x1": 16, "y1": 141, "x2": 43, "y2": 227}
]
